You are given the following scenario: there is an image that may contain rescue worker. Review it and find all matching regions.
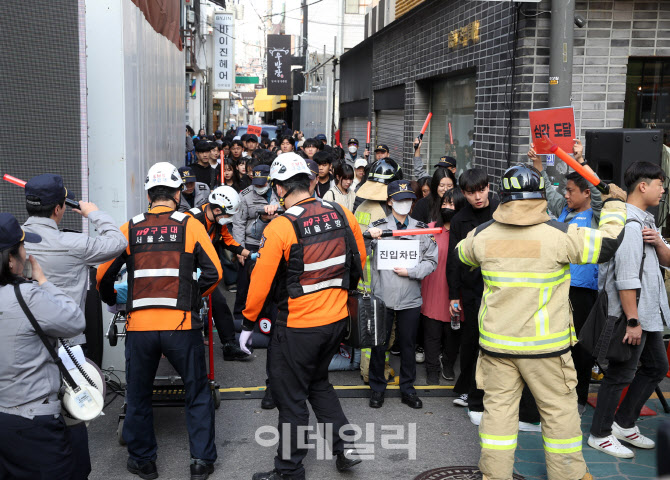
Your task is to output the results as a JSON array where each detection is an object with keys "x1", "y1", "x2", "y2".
[
  {"x1": 187, "y1": 186, "x2": 251, "y2": 361},
  {"x1": 178, "y1": 166, "x2": 211, "y2": 212},
  {"x1": 240, "y1": 153, "x2": 366, "y2": 480},
  {"x1": 97, "y1": 162, "x2": 223, "y2": 480},
  {"x1": 353, "y1": 158, "x2": 403, "y2": 383},
  {"x1": 366, "y1": 180, "x2": 438, "y2": 409},
  {"x1": 456, "y1": 164, "x2": 627, "y2": 480}
]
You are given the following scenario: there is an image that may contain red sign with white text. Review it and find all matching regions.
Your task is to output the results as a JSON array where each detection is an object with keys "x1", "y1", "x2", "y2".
[
  {"x1": 247, "y1": 125, "x2": 262, "y2": 136},
  {"x1": 528, "y1": 107, "x2": 575, "y2": 154}
]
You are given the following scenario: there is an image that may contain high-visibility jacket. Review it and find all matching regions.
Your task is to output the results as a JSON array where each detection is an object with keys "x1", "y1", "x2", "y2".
[
  {"x1": 186, "y1": 203, "x2": 244, "y2": 256},
  {"x1": 97, "y1": 206, "x2": 222, "y2": 331},
  {"x1": 354, "y1": 199, "x2": 388, "y2": 291},
  {"x1": 456, "y1": 198, "x2": 627, "y2": 357},
  {"x1": 242, "y1": 197, "x2": 366, "y2": 329}
]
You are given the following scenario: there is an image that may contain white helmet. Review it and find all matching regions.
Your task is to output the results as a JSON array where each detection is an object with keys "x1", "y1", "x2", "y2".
[
  {"x1": 209, "y1": 185, "x2": 240, "y2": 215},
  {"x1": 270, "y1": 153, "x2": 311, "y2": 182},
  {"x1": 145, "y1": 162, "x2": 183, "y2": 190}
]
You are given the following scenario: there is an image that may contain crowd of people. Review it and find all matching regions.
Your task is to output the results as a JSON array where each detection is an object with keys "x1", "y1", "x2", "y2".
[{"x1": 0, "y1": 122, "x2": 668, "y2": 480}]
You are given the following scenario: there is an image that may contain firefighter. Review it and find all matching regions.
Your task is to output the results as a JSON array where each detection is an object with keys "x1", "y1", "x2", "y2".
[
  {"x1": 187, "y1": 186, "x2": 251, "y2": 360},
  {"x1": 455, "y1": 164, "x2": 627, "y2": 480},
  {"x1": 97, "y1": 162, "x2": 223, "y2": 480},
  {"x1": 239, "y1": 152, "x2": 366, "y2": 480}
]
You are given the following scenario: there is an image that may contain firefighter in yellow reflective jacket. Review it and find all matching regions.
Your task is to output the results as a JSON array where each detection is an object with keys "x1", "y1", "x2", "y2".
[{"x1": 456, "y1": 164, "x2": 627, "y2": 480}]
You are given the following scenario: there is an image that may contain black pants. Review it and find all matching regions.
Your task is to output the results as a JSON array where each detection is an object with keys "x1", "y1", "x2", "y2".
[
  {"x1": 370, "y1": 307, "x2": 421, "y2": 395},
  {"x1": 211, "y1": 287, "x2": 236, "y2": 344},
  {"x1": 270, "y1": 320, "x2": 352, "y2": 478},
  {"x1": 234, "y1": 245, "x2": 259, "y2": 315},
  {"x1": 422, "y1": 314, "x2": 461, "y2": 372},
  {"x1": 454, "y1": 301, "x2": 480, "y2": 396},
  {"x1": 0, "y1": 413, "x2": 75, "y2": 480},
  {"x1": 569, "y1": 286, "x2": 597, "y2": 406},
  {"x1": 124, "y1": 330, "x2": 216, "y2": 463},
  {"x1": 591, "y1": 330, "x2": 669, "y2": 437}
]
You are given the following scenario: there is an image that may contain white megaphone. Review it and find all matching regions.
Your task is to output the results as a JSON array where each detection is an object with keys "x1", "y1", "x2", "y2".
[{"x1": 58, "y1": 343, "x2": 106, "y2": 425}]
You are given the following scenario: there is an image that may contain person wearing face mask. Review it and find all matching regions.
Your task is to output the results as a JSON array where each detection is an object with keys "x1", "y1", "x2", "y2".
[
  {"x1": 366, "y1": 180, "x2": 438, "y2": 410},
  {"x1": 186, "y1": 186, "x2": 252, "y2": 362},
  {"x1": 322, "y1": 163, "x2": 356, "y2": 212},
  {"x1": 411, "y1": 168, "x2": 456, "y2": 224},
  {"x1": 96, "y1": 163, "x2": 223, "y2": 480},
  {"x1": 344, "y1": 138, "x2": 366, "y2": 168}
]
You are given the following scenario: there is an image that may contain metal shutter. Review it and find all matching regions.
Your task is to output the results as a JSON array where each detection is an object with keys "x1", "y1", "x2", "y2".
[
  {"x1": 375, "y1": 110, "x2": 405, "y2": 166},
  {"x1": 341, "y1": 116, "x2": 368, "y2": 157}
]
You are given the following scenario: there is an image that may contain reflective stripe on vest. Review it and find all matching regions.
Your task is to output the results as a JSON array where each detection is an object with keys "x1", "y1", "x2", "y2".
[
  {"x1": 481, "y1": 265, "x2": 570, "y2": 288},
  {"x1": 134, "y1": 268, "x2": 180, "y2": 278},
  {"x1": 479, "y1": 433, "x2": 517, "y2": 450},
  {"x1": 581, "y1": 228, "x2": 602, "y2": 264},
  {"x1": 543, "y1": 435, "x2": 582, "y2": 454}
]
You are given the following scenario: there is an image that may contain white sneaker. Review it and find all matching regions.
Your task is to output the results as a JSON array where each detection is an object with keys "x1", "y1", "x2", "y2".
[
  {"x1": 612, "y1": 422, "x2": 655, "y2": 449},
  {"x1": 519, "y1": 421, "x2": 541, "y2": 432},
  {"x1": 415, "y1": 347, "x2": 425, "y2": 364},
  {"x1": 587, "y1": 434, "x2": 634, "y2": 458},
  {"x1": 468, "y1": 409, "x2": 483, "y2": 426},
  {"x1": 453, "y1": 393, "x2": 468, "y2": 407}
]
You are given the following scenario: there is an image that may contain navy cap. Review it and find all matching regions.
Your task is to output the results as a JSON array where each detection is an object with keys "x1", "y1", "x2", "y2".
[
  {"x1": 0, "y1": 213, "x2": 41, "y2": 250},
  {"x1": 315, "y1": 133, "x2": 327, "y2": 142},
  {"x1": 195, "y1": 140, "x2": 215, "y2": 152},
  {"x1": 252, "y1": 165, "x2": 271, "y2": 186},
  {"x1": 347, "y1": 138, "x2": 359, "y2": 146},
  {"x1": 374, "y1": 144, "x2": 389, "y2": 153},
  {"x1": 178, "y1": 166, "x2": 196, "y2": 183},
  {"x1": 436, "y1": 156, "x2": 457, "y2": 169},
  {"x1": 214, "y1": 130, "x2": 223, "y2": 135},
  {"x1": 247, "y1": 134, "x2": 259, "y2": 143},
  {"x1": 25, "y1": 174, "x2": 75, "y2": 206},
  {"x1": 387, "y1": 180, "x2": 416, "y2": 201},
  {"x1": 305, "y1": 159, "x2": 318, "y2": 180}
]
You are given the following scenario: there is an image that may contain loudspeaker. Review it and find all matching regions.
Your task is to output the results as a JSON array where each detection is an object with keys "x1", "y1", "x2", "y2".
[{"x1": 585, "y1": 129, "x2": 664, "y2": 186}]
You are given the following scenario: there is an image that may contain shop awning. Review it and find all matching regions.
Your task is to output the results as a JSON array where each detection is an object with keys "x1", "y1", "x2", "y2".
[{"x1": 253, "y1": 89, "x2": 287, "y2": 112}]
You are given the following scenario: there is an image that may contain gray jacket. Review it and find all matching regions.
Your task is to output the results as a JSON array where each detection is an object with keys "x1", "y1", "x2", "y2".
[
  {"x1": 368, "y1": 215, "x2": 438, "y2": 309},
  {"x1": 23, "y1": 211, "x2": 128, "y2": 344},
  {"x1": 0, "y1": 281, "x2": 86, "y2": 418},
  {"x1": 233, "y1": 186, "x2": 280, "y2": 248},
  {"x1": 598, "y1": 203, "x2": 670, "y2": 332},
  {"x1": 179, "y1": 182, "x2": 210, "y2": 212},
  {"x1": 413, "y1": 155, "x2": 428, "y2": 179},
  {"x1": 541, "y1": 170, "x2": 603, "y2": 228}
]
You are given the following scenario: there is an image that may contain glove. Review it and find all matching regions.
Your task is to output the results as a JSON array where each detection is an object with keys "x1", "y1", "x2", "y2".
[
  {"x1": 602, "y1": 183, "x2": 627, "y2": 202},
  {"x1": 239, "y1": 329, "x2": 253, "y2": 355}
]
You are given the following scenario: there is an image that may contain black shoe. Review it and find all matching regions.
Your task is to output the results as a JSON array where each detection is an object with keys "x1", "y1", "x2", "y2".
[
  {"x1": 440, "y1": 356, "x2": 455, "y2": 380},
  {"x1": 336, "y1": 449, "x2": 362, "y2": 472},
  {"x1": 401, "y1": 392, "x2": 423, "y2": 409},
  {"x1": 369, "y1": 390, "x2": 385, "y2": 408},
  {"x1": 252, "y1": 470, "x2": 300, "y2": 480},
  {"x1": 222, "y1": 342, "x2": 250, "y2": 361},
  {"x1": 127, "y1": 458, "x2": 158, "y2": 480},
  {"x1": 261, "y1": 387, "x2": 276, "y2": 410},
  {"x1": 390, "y1": 343, "x2": 400, "y2": 355},
  {"x1": 426, "y1": 371, "x2": 440, "y2": 385},
  {"x1": 190, "y1": 460, "x2": 214, "y2": 480}
]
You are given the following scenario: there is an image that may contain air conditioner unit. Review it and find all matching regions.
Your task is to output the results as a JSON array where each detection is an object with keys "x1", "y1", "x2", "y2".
[{"x1": 187, "y1": 10, "x2": 195, "y2": 24}]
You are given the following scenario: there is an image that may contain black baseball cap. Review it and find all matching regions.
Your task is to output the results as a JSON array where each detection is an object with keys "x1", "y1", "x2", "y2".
[
  {"x1": 0, "y1": 213, "x2": 41, "y2": 250},
  {"x1": 374, "y1": 144, "x2": 389, "y2": 153},
  {"x1": 247, "y1": 134, "x2": 259, "y2": 143},
  {"x1": 252, "y1": 165, "x2": 271, "y2": 186},
  {"x1": 305, "y1": 159, "x2": 318, "y2": 180},
  {"x1": 25, "y1": 174, "x2": 75, "y2": 206},
  {"x1": 315, "y1": 133, "x2": 327, "y2": 142},
  {"x1": 387, "y1": 180, "x2": 416, "y2": 201},
  {"x1": 436, "y1": 156, "x2": 457, "y2": 169},
  {"x1": 347, "y1": 138, "x2": 359, "y2": 146},
  {"x1": 195, "y1": 140, "x2": 215, "y2": 152},
  {"x1": 178, "y1": 166, "x2": 196, "y2": 183}
]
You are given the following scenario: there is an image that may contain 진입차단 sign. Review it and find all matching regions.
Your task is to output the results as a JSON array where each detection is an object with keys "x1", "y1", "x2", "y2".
[{"x1": 376, "y1": 239, "x2": 420, "y2": 271}]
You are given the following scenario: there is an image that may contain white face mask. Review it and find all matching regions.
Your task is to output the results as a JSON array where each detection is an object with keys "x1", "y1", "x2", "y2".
[
  {"x1": 217, "y1": 216, "x2": 233, "y2": 226},
  {"x1": 348, "y1": 145, "x2": 358, "y2": 154},
  {"x1": 392, "y1": 199, "x2": 412, "y2": 216},
  {"x1": 254, "y1": 185, "x2": 270, "y2": 195}
]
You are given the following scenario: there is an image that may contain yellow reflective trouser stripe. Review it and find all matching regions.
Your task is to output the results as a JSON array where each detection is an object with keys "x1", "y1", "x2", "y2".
[
  {"x1": 479, "y1": 328, "x2": 573, "y2": 351},
  {"x1": 385, "y1": 352, "x2": 390, "y2": 362},
  {"x1": 458, "y1": 243, "x2": 478, "y2": 267},
  {"x1": 480, "y1": 433, "x2": 518, "y2": 450},
  {"x1": 534, "y1": 287, "x2": 552, "y2": 336},
  {"x1": 581, "y1": 229, "x2": 603, "y2": 264},
  {"x1": 481, "y1": 266, "x2": 570, "y2": 288},
  {"x1": 363, "y1": 348, "x2": 371, "y2": 359},
  {"x1": 543, "y1": 435, "x2": 582, "y2": 454},
  {"x1": 599, "y1": 211, "x2": 626, "y2": 226}
]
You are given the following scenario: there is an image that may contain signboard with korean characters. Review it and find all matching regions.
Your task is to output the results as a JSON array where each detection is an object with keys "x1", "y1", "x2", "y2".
[{"x1": 376, "y1": 239, "x2": 420, "y2": 270}]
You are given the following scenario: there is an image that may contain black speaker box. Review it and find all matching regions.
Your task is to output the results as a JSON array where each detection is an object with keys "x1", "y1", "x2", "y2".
[{"x1": 585, "y1": 129, "x2": 664, "y2": 186}]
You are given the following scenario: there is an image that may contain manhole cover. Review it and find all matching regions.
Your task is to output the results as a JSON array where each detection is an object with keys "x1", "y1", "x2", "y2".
[{"x1": 414, "y1": 466, "x2": 525, "y2": 480}]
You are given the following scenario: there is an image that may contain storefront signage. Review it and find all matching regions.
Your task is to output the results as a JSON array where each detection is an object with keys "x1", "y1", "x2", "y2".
[
  {"x1": 213, "y1": 13, "x2": 234, "y2": 91},
  {"x1": 528, "y1": 107, "x2": 576, "y2": 155},
  {"x1": 267, "y1": 35, "x2": 292, "y2": 96},
  {"x1": 448, "y1": 20, "x2": 480, "y2": 49}
]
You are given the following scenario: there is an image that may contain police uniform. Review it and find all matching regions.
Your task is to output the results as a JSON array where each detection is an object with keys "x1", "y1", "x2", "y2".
[
  {"x1": 97, "y1": 206, "x2": 222, "y2": 470},
  {"x1": 242, "y1": 197, "x2": 367, "y2": 479},
  {"x1": 178, "y1": 167, "x2": 211, "y2": 212},
  {"x1": 456, "y1": 165, "x2": 626, "y2": 480}
]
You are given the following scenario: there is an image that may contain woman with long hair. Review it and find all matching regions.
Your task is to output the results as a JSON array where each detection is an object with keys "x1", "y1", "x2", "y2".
[
  {"x1": 412, "y1": 168, "x2": 456, "y2": 223},
  {"x1": 322, "y1": 163, "x2": 356, "y2": 211},
  {"x1": 222, "y1": 158, "x2": 242, "y2": 192}
]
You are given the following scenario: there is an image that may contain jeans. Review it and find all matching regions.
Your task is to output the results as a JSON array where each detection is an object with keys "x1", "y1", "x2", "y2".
[
  {"x1": 234, "y1": 245, "x2": 259, "y2": 315},
  {"x1": 590, "y1": 330, "x2": 669, "y2": 437}
]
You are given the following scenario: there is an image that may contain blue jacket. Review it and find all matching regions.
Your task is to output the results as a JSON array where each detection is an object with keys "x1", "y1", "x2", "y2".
[{"x1": 558, "y1": 206, "x2": 598, "y2": 290}]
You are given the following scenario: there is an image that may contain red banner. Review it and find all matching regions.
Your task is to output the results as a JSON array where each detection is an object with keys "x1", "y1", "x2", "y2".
[
  {"x1": 528, "y1": 107, "x2": 575, "y2": 155},
  {"x1": 247, "y1": 125, "x2": 262, "y2": 136}
]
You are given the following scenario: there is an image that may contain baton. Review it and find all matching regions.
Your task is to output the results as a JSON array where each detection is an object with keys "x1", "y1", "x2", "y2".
[
  {"x1": 543, "y1": 138, "x2": 610, "y2": 194},
  {"x1": 415, "y1": 113, "x2": 433, "y2": 150},
  {"x1": 366, "y1": 121, "x2": 371, "y2": 159},
  {"x1": 3, "y1": 174, "x2": 81, "y2": 209},
  {"x1": 363, "y1": 227, "x2": 442, "y2": 239}
]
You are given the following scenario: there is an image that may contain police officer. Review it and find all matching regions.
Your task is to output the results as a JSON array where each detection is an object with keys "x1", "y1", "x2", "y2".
[
  {"x1": 97, "y1": 162, "x2": 223, "y2": 480},
  {"x1": 0, "y1": 213, "x2": 86, "y2": 480},
  {"x1": 22, "y1": 173, "x2": 127, "y2": 479},
  {"x1": 240, "y1": 153, "x2": 366, "y2": 480},
  {"x1": 373, "y1": 144, "x2": 390, "y2": 161},
  {"x1": 456, "y1": 164, "x2": 627, "y2": 480},
  {"x1": 187, "y1": 186, "x2": 251, "y2": 360},
  {"x1": 178, "y1": 166, "x2": 210, "y2": 212}
]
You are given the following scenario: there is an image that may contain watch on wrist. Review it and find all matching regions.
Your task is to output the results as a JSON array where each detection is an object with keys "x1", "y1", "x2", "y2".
[{"x1": 627, "y1": 318, "x2": 640, "y2": 328}]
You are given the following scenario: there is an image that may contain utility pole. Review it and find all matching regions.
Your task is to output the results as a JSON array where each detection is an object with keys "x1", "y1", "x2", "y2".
[
  {"x1": 302, "y1": 0, "x2": 308, "y2": 70},
  {"x1": 548, "y1": 0, "x2": 575, "y2": 107}
]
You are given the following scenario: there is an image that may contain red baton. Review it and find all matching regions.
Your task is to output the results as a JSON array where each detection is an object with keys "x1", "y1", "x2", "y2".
[
  {"x1": 415, "y1": 113, "x2": 433, "y2": 151},
  {"x1": 3, "y1": 174, "x2": 26, "y2": 187},
  {"x1": 547, "y1": 142, "x2": 609, "y2": 194},
  {"x1": 363, "y1": 227, "x2": 442, "y2": 239}
]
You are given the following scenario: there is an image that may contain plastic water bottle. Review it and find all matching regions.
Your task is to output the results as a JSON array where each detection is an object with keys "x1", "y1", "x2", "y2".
[{"x1": 451, "y1": 303, "x2": 461, "y2": 330}]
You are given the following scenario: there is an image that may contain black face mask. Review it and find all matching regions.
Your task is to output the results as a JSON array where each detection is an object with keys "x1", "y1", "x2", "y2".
[{"x1": 441, "y1": 208, "x2": 456, "y2": 224}]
